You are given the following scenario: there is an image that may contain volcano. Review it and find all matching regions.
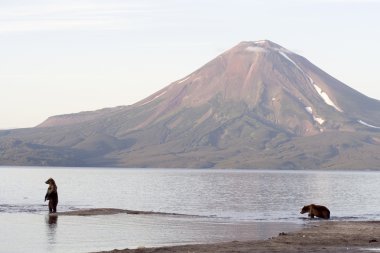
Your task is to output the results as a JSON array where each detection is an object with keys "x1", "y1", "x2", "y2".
[{"x1": 1, "y1": 40, "x2": 380, "y2": 169}]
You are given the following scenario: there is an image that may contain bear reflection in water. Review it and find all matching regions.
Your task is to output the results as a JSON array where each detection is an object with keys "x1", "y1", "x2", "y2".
[{"x1": 47, "y1": 214, "x2": 58, "y2": 225}]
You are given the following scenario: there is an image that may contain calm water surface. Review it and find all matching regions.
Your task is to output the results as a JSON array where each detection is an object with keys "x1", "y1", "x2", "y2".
[{"x1": 1, "y1": 167, "x2": 379, "y2": 253}]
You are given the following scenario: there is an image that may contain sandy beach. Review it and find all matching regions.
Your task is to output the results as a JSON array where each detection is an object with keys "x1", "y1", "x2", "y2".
[
  {"x1": 94, "y1": 221, "x2": 380, "y2": 253},
  {"x1": 54, "y1": 209, "x2": 380, "y2": 253}
]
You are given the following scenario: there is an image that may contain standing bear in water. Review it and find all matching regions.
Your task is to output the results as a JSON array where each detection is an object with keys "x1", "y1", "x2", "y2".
[
  {"x1": 45, "y1": 178, "x2": 58, "y2": 213},
  {"x1": 300, "y1": 204, "x2": 330, "y2": 219}
]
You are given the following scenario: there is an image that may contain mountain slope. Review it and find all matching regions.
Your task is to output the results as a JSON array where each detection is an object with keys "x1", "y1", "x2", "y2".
[{"x1": 1, "y1": 40, "x2": 380, "y2": 169}]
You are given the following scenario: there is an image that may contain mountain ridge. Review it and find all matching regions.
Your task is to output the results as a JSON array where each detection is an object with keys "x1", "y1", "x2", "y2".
[{"x1": 1, "y1": 40, "x2": 380, "y2": 169}]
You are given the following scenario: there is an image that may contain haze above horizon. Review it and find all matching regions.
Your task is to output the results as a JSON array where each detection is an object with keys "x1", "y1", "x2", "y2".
[{"x1": 1, "y1": 0, "x2": 380, "y2": 129}]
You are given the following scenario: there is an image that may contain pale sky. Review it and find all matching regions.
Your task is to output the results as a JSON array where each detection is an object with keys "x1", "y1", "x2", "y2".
[{"x1": 1, "y1": 0, "x2": 380, "y2": 129}]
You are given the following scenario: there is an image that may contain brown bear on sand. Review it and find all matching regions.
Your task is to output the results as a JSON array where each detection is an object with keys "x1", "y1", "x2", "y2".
[
  {"x1": 300, "y1": 204, "x2": 330, "y2": 219},
  {"x1": 45, "y1": 178, "x2": 58, "y2": 213}
]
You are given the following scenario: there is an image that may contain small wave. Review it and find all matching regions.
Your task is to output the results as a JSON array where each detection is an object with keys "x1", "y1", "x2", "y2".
[
  {"x1": 57, "y1": 208, "x2": 209, "y2": 217},
  {"x1": 0, "y1": 204, "x2": 84, "y2": 214},
  {"x1": 0, "y1": 204, "x2": 46, "y2": 213},
  {"x1": 360, "y1": 248, "x2": 380, "y2": 252},
  {"x1": 332, "y1": 216, "x2": 361, "y2": 220}
]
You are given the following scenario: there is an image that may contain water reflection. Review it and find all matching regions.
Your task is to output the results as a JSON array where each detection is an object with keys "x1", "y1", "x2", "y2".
[
  {"x1": 46, "y1": 214, "x2": 58, "y2": 225},
  {"x1": 45, "y1": 214, "x2": 58, "y2": 251}
]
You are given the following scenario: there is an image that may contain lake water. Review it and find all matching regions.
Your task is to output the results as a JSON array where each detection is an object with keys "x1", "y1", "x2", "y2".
[{"x1": 1, "y1": 167, "x2": 379, "y2": 253}]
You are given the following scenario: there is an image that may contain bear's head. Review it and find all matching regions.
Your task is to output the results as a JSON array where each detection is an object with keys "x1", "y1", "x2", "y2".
[
  {"x1": 300, "y1": 205, "x2": 310, "y2": 214},
  {"x1": 45, "y1": 178, "x2": 56, "y2": 185}
]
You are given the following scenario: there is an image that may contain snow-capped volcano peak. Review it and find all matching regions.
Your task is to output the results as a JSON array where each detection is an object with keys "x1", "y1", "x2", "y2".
[
  {"x1": 40, "y1": 40, "x2": 380, "y2": 138},
  {"x1": 241, "y1": 40, "x2": 288, "y2": 53},
  {"x1": 253, "y1": 39, "x2": 285, "y2": 49}
]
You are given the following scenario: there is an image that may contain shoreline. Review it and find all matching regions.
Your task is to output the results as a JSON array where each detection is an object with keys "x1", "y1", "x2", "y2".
[
  {"x1": 94, "y1": 221, "x2": 380, "y2": 253},
  {"x1": 54, "y1": 208, "x2": 187, "y2": 216},
  {"x1": 54, "y1": 208, "x2": 192, "y2": 217}
]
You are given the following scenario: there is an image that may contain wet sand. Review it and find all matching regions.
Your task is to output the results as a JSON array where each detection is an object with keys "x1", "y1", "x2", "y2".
[{"x1": 94, "y1": 221, "x2": 380, "y2": 253}]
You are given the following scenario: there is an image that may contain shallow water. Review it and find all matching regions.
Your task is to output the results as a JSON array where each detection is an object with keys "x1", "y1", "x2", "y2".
[
  {"x1": 0, "y1": 212, "x2": 302, "y2": 253},
  {"x1": 1, "y1": 167, "x2": 379, "y2": 252}
]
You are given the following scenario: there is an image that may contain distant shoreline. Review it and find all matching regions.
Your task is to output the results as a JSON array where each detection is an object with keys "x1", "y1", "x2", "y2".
[
  {"x1": 93, "y1": 221, "x2": 380, "y2": 253},
  {"x1": 2, "y1": 166, "x2": 380, "y2": 171}
]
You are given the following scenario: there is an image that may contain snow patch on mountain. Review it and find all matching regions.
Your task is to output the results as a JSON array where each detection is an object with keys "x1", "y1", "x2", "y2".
[
  {"x1": 313, "y1": 84, "x2": 343, "y2": 112},
  {"x1": 305, "y1": 107, "x2": 325, "y2": 125},
  {"x1": 305, "y1": 107, "x2": 313, "y2": 114},
  {"x1": 246, "y1": 46, "x2": 268, "y2": 53},
  {"x1": 314, "y1": 116, "x2": 325, "y2": 125},
  {"x1": 358, "y1": 120, "x2": 380, "y2": 129},
  {"x1": 278, "y1": 51, "x2": 303, "y2": 73},
  {"x1": 254, "y1": 40, "x2": 267, "y2": 45}
]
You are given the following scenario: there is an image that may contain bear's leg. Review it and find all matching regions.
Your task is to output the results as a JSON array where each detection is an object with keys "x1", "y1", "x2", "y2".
[
  {"x1": 48, "y1": 201, "x2": 53, "y2": 213},
  {"x1": 49, "y1": 199, "x2": 57, "y2": 213},
  {"x1": 53, "y1": 201, "x2": 57, "y2": 213}
]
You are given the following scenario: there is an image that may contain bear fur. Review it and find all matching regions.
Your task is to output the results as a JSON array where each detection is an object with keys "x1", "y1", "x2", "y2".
[
  {"x1": 300, "y1": 204, "x2": 330, "y2": 219},
  {"x1": 45, "y1": 178, "x2": 58, "y2": 213}
]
